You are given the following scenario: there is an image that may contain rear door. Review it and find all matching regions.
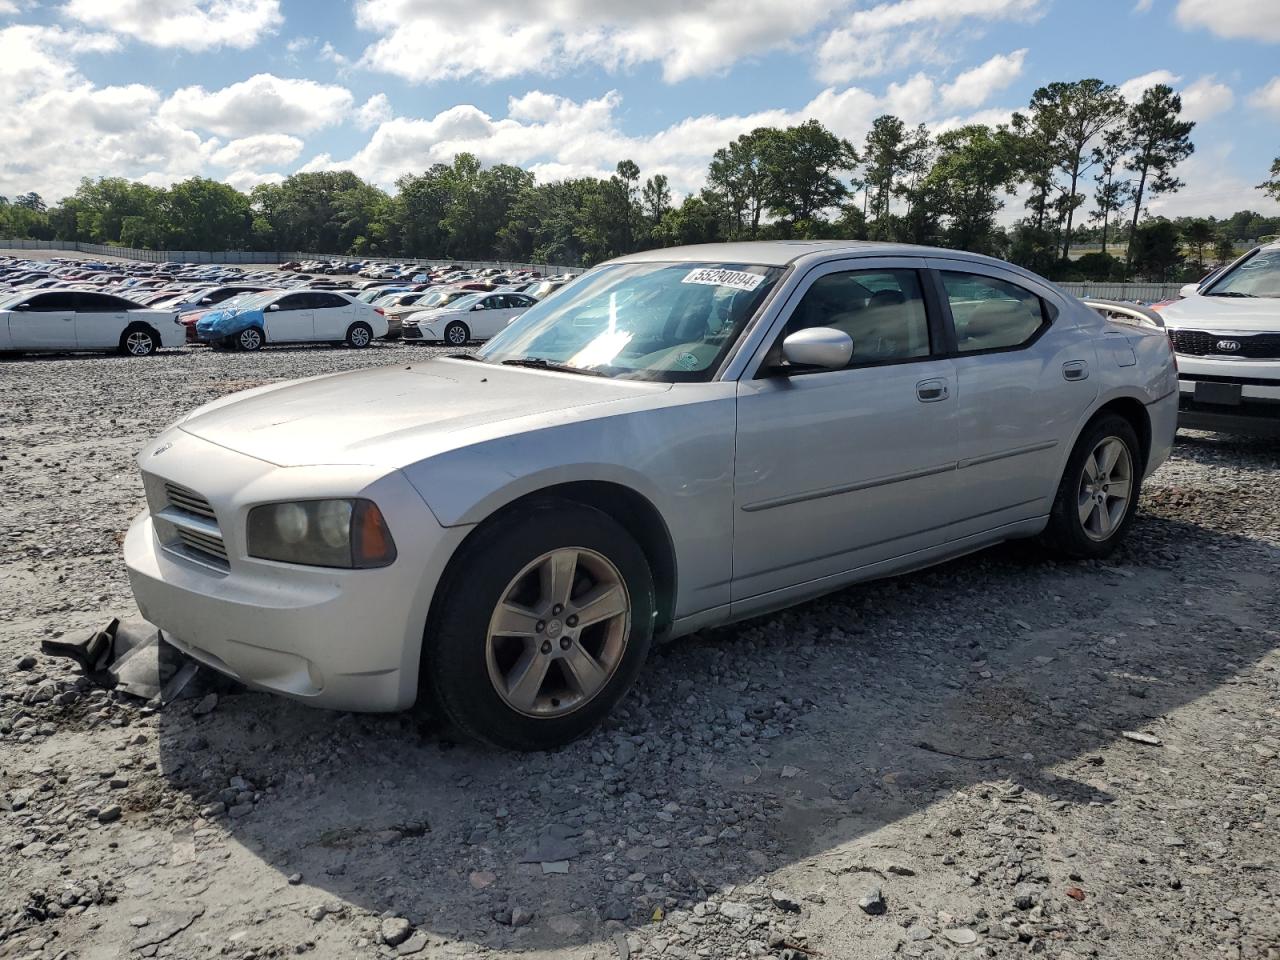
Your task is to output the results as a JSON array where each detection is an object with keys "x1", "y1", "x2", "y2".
[
  {"x1": 7, "y1": 292, "x2": 78, "y2": 350},
  {"x1": 928, "y1": 261, "x2": 1098, "y2": 533},
  {"x1": 309, "y1": 292, "x2": 354, "y2": 339},
  {"x1": 74, "y1": 293, "x2": 135, "y2": 349},
  {"x1": 264, "y1": 293, "x2": 314, "y2": 342}
]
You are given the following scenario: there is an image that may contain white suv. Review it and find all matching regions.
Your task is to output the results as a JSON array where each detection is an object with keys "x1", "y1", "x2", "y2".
[{"x1": 1157, "y1": 240, "x2": 1280, "y2": 435}]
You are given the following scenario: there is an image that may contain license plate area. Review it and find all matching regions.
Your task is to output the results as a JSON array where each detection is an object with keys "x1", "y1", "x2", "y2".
[{"x1": 1194, "y1": 381, "x2": 1243, "y2": 406}]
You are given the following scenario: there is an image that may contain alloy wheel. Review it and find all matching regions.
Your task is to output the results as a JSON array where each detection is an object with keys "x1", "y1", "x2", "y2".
[
  {"x1": 350, "y1": 326, "x2": 371, "y2": 347},
  {"x1": 1077, "y1": 436, "x2": 1133, "y2": 542},
  {"x1": 485, "y1": 547, "x2": 631, "y2": 718},
  {"x1": 239, "y1": 329, "x2": 262, "y2": 350},
  {"x1": 126, "y1": 332, "x2": 154, "y2": 355}
]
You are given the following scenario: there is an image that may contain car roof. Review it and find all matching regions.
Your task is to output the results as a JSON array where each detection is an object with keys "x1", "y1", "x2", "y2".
[{"x1": 607, "y1": 240, "x2": 1030, "y2": 275}]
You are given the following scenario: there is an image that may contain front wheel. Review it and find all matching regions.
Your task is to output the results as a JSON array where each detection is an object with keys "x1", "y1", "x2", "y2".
[
  {"x1": 1044, "y1": 414, "x2": 1142, "y2": 559},
  {"x1": 443, "y1": 321, "x2": 469, "y2": 346},
  {"x1": 422, "y1": 501, "x2": 654, "y2": 751},
  {"x1": 345, "y1": 322, "x2": 373, "y2": 348},
  {"x1": 236, "y1": 327, "x2": 264, "y2": 351}
]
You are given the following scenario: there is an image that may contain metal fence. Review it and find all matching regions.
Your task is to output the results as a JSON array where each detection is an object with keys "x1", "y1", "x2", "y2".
[
  {"x1": 1058, "y1": 282, "x2": 1185, "y2": 302},
  {"x1": 0, "y1": 239, "x2": 582, "y2": 275}
]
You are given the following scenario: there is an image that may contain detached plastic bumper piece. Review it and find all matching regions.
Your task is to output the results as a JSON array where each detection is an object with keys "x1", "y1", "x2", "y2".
[{"x1": 40, "y1": 616, "x2": 200, "y2": 703}]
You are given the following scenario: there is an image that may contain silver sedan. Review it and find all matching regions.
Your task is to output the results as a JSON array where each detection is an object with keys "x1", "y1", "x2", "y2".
[{"x1": 124, "y1": 241, "x2": 1178, "y2": 750}]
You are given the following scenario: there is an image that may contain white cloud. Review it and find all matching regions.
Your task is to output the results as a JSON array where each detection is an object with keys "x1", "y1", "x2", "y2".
[
  {"x1": 1119, "y1": 69, "x2": 1181, "y2": 102},
  {"x1": 1132, "y1": 0, "x2": 1153, "y2": 11},
  {"x1": 159, "y1": 74, "x2": 353, "y2": 136},
  {"x1": 354, "y1": 0, "x2": 837, "y2": 84},
  {"x1": 1249, "y1": 77, "x2": 1280, "y2": 114},
  {"x1": 817, "y1": 0, "x2": 1043, "y2": 83},
  {"x1": 1147, "y1": 144, "x2": 1280, "y2": 218},
  {"x1": 211, "y1": 133, "x2": 303, "y2": 168},
  {"x1": 63, "y1": 0, "x2": 283, "y2": 51},
  {"x1": 940, "y1": 49, "x2": 1026, "y2": 109},
  {"x1": 1176, "y1": 0, "x2": 1280, "y2": 42},
  {"x1": 356, "y1": 93, "x2": 393, "y2": 129},
  {"x1": 1179, "y1": 75, "x2": 1234, "y2": 122},
  {"x1": 225, "y1": 168, "x2": 286, "y2": 192}
]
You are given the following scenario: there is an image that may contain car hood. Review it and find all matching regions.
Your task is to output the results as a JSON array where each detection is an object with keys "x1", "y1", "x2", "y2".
[
  {"x1": 177, "y1": 358, "x2": 670, "y2": 468},
  {"x1": 1159, "y1": 295, "x2": 1280, "y2": 332}
]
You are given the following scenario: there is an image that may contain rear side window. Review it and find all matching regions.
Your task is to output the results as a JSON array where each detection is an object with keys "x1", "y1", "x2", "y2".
[
  {"x1": 77, "y1": 293, "x2": 138, "y2": 311},
  {"x1": 941, "y1": 272, "x2": 1048, "y2": 353},
  {"x1": 781, "y1": 269, "x2": 932, "y2": 367}
]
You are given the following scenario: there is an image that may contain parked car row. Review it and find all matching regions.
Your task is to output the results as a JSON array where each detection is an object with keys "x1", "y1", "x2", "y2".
[{"x1": 0, "y1": 254, "x2": 575, "y2": 356}]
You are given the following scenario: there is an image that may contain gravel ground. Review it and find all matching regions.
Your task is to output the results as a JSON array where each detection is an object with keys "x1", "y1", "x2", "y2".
[{"x1": 2, "y1": 345, "x2": 1278, "y2": 960}]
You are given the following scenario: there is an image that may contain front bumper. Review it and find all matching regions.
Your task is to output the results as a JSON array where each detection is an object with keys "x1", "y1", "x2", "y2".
[
  {"x1": 122, "y1": 430, "x2": 469, "y2": 711},
  {"x1": 401, "y1": 325, "x2": 439, "y2": 342},
  {"x1": 1174, "y1": 354, "x2": 1280, "y2": 435}
]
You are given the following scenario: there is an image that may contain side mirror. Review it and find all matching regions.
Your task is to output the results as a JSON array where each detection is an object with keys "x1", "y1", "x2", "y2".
[
  {"x1": 200, "y1": 297, "x2": 213, "y2": 304},
  {"x1": 471, "y1": 303, "x2": 485, "y2": 311},
  {"x1": 267, "y1": 303, "x2": 280, "y2": 311},
  {"x1": 1178, "y1": 282, "x2": 1201, "y2": 298},
  {"x1": 780, "y1": 327, "x2": 853, "y2": 371}
]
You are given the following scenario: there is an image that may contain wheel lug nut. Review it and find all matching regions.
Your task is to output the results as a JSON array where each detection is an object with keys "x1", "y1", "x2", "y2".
[
  {"x1": 566, "y1": 615, "x2": 578, "y2": 627},
  {"x1": 540, "y1": 640, "x2": 552, "y2": 655},
  {"x1": 536, "y1": 620, "x2": 546, "y2": 633},
  {"x1": 551, "y1": 604, "x2": 564, "y2": 615},
  {"x1": 559, "y1": 637, "x2": 571, "y2": 650}
]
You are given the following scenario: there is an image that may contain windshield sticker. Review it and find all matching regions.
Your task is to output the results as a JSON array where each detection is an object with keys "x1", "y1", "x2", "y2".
[{"x1": 681, "y1": 268, "x2": 765, "y2": 292}]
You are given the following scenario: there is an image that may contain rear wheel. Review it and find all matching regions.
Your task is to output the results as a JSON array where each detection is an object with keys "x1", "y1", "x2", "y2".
[
  {"x1": 1044, "y1": 414, "x2": 1142, "y2": 559},
  {"x1": 119, "y1": 326, "x2": 157, "y2": 357},
  {"x1": 422, "y1": 501, "x2": 654, "y2": 751},
  {"x1": 443, "y1": 321, "x2": 469, "y2": 346},
  {"x1": 236, "y1": 327, "x2": 264, "y2": 351},
  {"x1": 345, "y1": 322, "x2": 373, "y2": 348}
]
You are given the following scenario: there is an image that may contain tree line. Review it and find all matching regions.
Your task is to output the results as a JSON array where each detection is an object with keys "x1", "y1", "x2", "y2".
[{"x1": 2, "y1": 78, "x2": 1279, "y2": 281}]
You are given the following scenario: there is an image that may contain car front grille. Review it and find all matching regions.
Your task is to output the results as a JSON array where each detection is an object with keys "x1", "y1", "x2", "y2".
[
  {"x1": 1169, "y1": 329, "x2": 1280, "y2": 359},
  {"x1": 150, "y1": 479, "x2": 229, "y2": 571}
]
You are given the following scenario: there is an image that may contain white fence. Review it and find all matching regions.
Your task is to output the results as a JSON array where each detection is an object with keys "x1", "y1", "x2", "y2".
[
  {"x1": 0, "y1": 238, "x2": 582, "y2": 275},
  {"x1": 1058, "y1": 281, "x2": 1185, "y2": 302}
]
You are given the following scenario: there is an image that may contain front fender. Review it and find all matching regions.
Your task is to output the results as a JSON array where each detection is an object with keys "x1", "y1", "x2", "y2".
[{"x1": 197, "y1": 308, "x2": 265, "y2": 341}]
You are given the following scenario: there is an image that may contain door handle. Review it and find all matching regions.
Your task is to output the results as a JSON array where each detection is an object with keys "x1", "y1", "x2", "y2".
[
  {"x1": 1062, "y1": 360, "x2": 1089, "y2": 381},
  {"x1": 916, "y1": 378, "x2": 950, "y2": 402}
]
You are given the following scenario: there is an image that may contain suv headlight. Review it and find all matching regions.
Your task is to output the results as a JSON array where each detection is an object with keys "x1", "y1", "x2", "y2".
[{"x1": 247, "y1": 499, "x2": 397, "y2": 568}]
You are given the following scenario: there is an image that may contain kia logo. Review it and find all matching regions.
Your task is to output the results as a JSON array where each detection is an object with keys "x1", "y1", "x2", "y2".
[{"x1": 1216, "y1": 340, "x2": 1241, "y2": 352}]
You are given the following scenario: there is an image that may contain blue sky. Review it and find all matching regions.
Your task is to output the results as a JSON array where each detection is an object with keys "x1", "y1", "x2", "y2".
[{"x1": 1, "y1": 0, "x2": 1278, "y2": 222}]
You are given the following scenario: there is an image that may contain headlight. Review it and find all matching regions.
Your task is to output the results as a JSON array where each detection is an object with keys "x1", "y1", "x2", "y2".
[{"x1": 246, "y1": 499, "x2": 397, "y2": 568}]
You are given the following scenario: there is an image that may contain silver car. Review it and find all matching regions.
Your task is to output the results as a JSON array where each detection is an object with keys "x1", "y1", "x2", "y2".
[{"x1": 124, "y1": 242, "x2": 1178, "y2": 750}]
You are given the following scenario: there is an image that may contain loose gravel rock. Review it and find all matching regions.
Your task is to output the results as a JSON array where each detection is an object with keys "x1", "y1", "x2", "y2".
[{"x1": 2, "y1": 345, "x2": 1279, "y2": 960}]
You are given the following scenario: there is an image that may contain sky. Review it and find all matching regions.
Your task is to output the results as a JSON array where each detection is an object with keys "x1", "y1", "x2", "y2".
[{"x1": 1, "y1": 0, "x2": 1278, "y2": 222}]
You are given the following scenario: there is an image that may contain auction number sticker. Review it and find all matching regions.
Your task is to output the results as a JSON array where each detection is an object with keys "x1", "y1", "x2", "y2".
[{"x1": 681, "y1": 267, "x2": 765, "y2": 292}]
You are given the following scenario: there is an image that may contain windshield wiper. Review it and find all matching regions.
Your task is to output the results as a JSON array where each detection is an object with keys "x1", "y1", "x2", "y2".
[
  {"x1": 1205, "y1": 291, "x2": 1256, "y2": 298},
  {"x1": 500, "y1": 357, "x2": 608, "y2": 377}
]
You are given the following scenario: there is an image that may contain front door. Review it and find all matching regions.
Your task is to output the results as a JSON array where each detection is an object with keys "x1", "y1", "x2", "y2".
[
  {"x1": 8, "y1": 292, "x2": 78, "y2": 350},
  {"x1": 264, "y1": 294, "x2": 314, "y2": 342},
  {"x1": 732, "y1": 259, "x2": 960, "y2": 606},
  {"x1": 929, "y1": 262, "x2": 1099, "y2": 533}
]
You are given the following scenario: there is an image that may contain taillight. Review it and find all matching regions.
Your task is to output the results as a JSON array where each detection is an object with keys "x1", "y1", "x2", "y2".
[{"x1": 373, "y1": 307, "x2": 385, "y2": 315}]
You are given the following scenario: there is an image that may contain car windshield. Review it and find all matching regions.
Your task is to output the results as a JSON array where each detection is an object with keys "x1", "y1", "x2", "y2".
[
  {"x1": 477, "y1": 261, "x2": 784, "y2": 382},
  {"x1": 1203, "y1": 248, "x2": 1280, "y2": 298}
]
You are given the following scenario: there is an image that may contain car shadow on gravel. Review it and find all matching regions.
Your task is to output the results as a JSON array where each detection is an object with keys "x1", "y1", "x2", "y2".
[{"x1": 149, "y1": 509, "x2": 1280, "y2": 954}]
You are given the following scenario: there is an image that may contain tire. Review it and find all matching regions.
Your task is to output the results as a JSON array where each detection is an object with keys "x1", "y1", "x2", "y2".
[
  {"x1": 345, "y1": 322, "x2": 373, "y2": 348},
  {"x1": 236, "y1": 327, "x2": 264, "y2": 352},
  {"x1": 422, "y1": 500, "x2": 655, "y2": 751},
  {"x1": 119, "y1": 326, "x2": 157, "y2": 357},
  {"x1": 443, "y1": 321, "x2": 469, "y2": 346},
  {"x1": 1044, "y1": 413, "x2": 1142, "y2": 559}
]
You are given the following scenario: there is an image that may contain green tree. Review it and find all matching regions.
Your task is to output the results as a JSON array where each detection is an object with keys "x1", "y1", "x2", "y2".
[
  {"x1": 1122, "y1": 84, "x2": 1195, "y2": 273},
  {"x1": 925, "y1": 124, "x2": 1022, "y2": 255},
  {"x1": 1260, "y1": 157, "x2": 1280, "y2": 202},
  {"x1": 1091, "y1": 127, "x2": 1131, "y2": 255},
  {"x1": 1130, "y1": 219, "x2": 1184, "y2": 280},
  {"x1": 1027, "y1": 80, "x2": 1127, "y2": 260},
  {"x1": 759, "y1": 120, "x2": 857, "y2": 235},
  {"x1": 163, "y1": 178, "x2": 253, "y2": 249},
  {"x1": 1181, "y1": 218, "x2": 1214, "y2": 269},
  {"x1": 641, "y1": 174, "x2": 671, "y2": 225},
  {"x1": 861, "y1": 115, "x2": 930, "y2": 240},
  {"x1": 1213, "y1": 235, "x2": 1236, "y2": 263},
  {"x1": 706, "y1": 130, "x2": 771, "y2": 239}
]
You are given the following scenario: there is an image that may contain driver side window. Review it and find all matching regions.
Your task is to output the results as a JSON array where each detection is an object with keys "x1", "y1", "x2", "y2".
[{"x1": 776, "y1": 269, "x2": 932, "y2": 370}]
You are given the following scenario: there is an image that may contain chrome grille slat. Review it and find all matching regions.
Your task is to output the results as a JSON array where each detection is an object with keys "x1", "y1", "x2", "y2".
[
  {"x1": 163, "y1": 482, "x2": 217, "y2": 519},
  {"x1": 152, "y1": 478, "x2": 229, "y2": 571}
]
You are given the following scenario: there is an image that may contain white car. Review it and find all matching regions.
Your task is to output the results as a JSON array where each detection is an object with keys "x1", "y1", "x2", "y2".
[
  {"x1": 0, "y1": 290, "x2": 182, "y2": 356},
  {"x1": 195, "y1": 290, "x2": 389, "y2": 351},
  {"x1": 124, "y1": 241, "x2": 1176, "y2": 750},
  {"x1": 1156, "y1": 240, "x2": 1280, "y2": 434},
  {"x1": 402, "y1": 292, "x2": 537, "y2": 345}
]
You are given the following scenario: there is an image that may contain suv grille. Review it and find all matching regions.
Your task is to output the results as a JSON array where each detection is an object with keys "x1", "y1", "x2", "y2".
[{"x1": 1169, "y1": 329, "x2": 1280, "y2": 359}]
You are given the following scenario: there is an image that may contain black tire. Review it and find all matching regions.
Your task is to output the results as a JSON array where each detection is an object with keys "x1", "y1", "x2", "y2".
[
  {"x1": 236, "y1": 327, "x2": 264, "y2": 352},
  {"x1": 345, "y1": 322, "x2": 373, "y2": 348},
  {"x1": 422, "y1": 500, "x2": 655, "y2": 751},
  {"x1": 1044, "y1": 413, "x2": 1143, "y2": 559},
  {"x1": 443, "y1": 321, "x2": 469, "y2": 346},
  {"x1": 119, "y1": 325, "x2": 158, "y2": 357}
]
